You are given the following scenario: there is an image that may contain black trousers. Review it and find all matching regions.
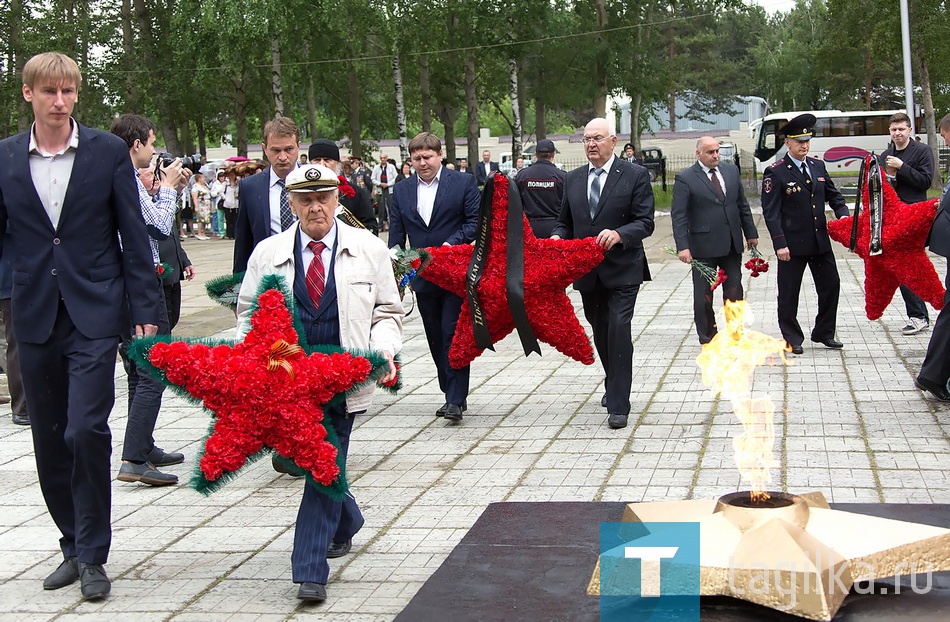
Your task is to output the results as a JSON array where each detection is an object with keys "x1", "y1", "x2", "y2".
[
  {"x1": 119, "y1": 280, "x2": 170, "y2": 463},
  {"x1": 581, "y1": 281, "x2": 640, "y2": 416},
  {"x1": 919, "y1": 264, "x2": 950, "y2": 386},
  {"x1": 163, "y1": 281, "x2": 182, "y2": 331},
  {"x1": 899, "y1": 285, "x2": 930, "y2": 322},
  {"x1": 416, "y1": 289, "x2": 470, "y2": 407},
  {"x1": 692, "y1": 252, "x2": 743, "y2": 344},
  {"x1": 776, "y1": 251, "x2": 840, "y2": 346},
  {"x1": 20, "y1": 301, "x2": 118, "y2": 564},
  {"x1": 224, "y1": 208, "x2": 238, "y2": 240},
  {"x1": 1, "y1": 298, "x2": 27, "y2": 417}
]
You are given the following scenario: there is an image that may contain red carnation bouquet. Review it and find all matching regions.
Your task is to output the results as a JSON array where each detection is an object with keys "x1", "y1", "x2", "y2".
[
  {"x1": 744, "y1": 246, "x2": 769, "y2": 278},
  {"x1": 665, "y1": 245, "x2": 727, "y2": 291}
]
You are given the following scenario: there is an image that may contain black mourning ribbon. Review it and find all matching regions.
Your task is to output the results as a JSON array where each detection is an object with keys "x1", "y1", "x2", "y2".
[
  {"x1": 867, "y1": 155, "x2": 883, "y2": 256},
  {"x1": 466, "y1": 174, "x2": 541, "y2": 356}
]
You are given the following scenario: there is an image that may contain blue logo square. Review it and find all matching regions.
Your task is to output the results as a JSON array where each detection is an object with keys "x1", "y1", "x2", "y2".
[{"x1": 599, "y1": 521, "x2": 701, "y2": 621}]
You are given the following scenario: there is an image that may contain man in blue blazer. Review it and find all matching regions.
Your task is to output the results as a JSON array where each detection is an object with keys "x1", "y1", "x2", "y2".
[
  {"x1": 389, "y1": 132, "x2": 480, "y2": 421},
  {"x1": 474, "y1": 149, "x2": 499, "y2": 187},
  {"x1": 551, "y1": 118, "x2": 655, "y2": 430},
  {"x1": 232, "y1": 116, "x2": 301, "y2": 273},
  {"x1": 0, "y1": 53, "x2": 159, "y2": 600}
]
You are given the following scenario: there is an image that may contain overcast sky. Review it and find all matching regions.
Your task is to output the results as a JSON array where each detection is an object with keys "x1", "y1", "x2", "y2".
[{"x1": 749, "y1": 0, "x2": 799, "y2": 14}]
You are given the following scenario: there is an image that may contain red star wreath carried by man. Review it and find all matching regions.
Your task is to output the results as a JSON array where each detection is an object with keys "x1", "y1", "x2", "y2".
[
  {"x1": 827, "y1": 164, "x2": 945, "y2": 321},
  {"x1": 420, "y1": 173, "x2": 604, "y2": 369},
  {"x1": 126, "y1": 275, "x2": 395, "y2": 497}
]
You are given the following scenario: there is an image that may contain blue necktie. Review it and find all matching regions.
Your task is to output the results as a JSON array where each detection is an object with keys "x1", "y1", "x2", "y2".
[
  {"x1": 278, "y1": 179, "x2": 294, "y2": 230},
  {"x1": 589, "y1": 168, "x2": 603, "y2": 219}
]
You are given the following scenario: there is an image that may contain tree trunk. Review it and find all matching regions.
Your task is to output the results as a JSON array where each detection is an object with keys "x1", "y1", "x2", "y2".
[
  {"x1": 196, "y1": 117, "x2": 206, "y2": 157},
  {"x1": 180, "y1": 121, "x2": 193, "y2": 156},
  {"x1": 271, "y1": 36, "x2": 283, "y2": 117},
  {"x1": 517, "y1": 58, "x2": 527, "y2": 140},
  {"x1": 133, "y1": 0, "x2": 179, "y2": 152},
  {"x1": 347, "y1": 60, "x2": 362, "y2": 159},
  {"x1": 863, "y1": 49, "x2": 873, "y2": 111},
  {"x1": 303, "y1": 42, "x2": 316, "y2": 140},
  {"x1": 508, "y1": 58, "x2": 522, "y2": 159},
  {"x1": 393, "y1": 54, "x2": 409, "y2": 163},
  {"x1": 916, "y1": 53, "x2": 941, "y2": 189},
  {"x1": 419, "y1": 55, "x2": 432, "y2": 133},
  {"x1": 162, "y1": 121, "x2": 181, "y2": 156},
  {"x1": 667, "y1": 27, "x2": 676, "y2": 131},
  {"x1": 632, "y1": 92, "x2": 642, "y2": 153},
  {"x1": 593, "y1": 0, "x2": 608, "y2": 117},
  {"x1": 464, "y1": 51, "x2": 479, "y2": 168},
  {"x1": 234, "y1": 72, "x2": 248, "y2": 157},
  {"x1": 10, "y1": 0, "x2": 29, "y2": 132},
  {"x1": 436, "y1": 103, "x2": 457, "y2": 163},
  {"x1": 119, "y1": 0, "x2": 139, "y2": 112}
]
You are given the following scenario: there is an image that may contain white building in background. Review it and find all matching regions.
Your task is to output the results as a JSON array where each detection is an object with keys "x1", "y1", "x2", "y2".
[{"x1": 608, "y1": 94, "x2": 769, "y2": 135}]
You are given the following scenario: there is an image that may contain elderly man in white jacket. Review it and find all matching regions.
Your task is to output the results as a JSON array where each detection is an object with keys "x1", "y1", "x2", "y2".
[{"x1": 236, "y1": 164, "x2": 403, "y2": 604}]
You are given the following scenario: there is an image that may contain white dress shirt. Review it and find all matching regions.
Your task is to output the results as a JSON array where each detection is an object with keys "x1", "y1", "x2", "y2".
[
  {"x1": 299, "y1": 221, "x2": 336, "y2": 270},
  {"x1": 699, "y1": 162, "x2": 725, "y2": 195},
  {"x1": 28, "y1": 119, "x2": 80, "y2": 230},
  {"x1": 587, "y1": 155, "x2": 615, "y2": 199},
  {"x1": 417, "y1": 167, "x2": 442, "y2": 226}
]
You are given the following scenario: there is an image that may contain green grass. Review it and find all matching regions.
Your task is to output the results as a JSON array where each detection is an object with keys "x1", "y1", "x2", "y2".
[{"x1": 653, "y1": 187, "x2": 673, "y2": 210}]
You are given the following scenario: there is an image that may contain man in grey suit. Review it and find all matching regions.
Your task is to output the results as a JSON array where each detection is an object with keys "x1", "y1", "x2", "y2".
[
  {"x1": 551, "y1": 118, "x2": 655, "y2": 429},
  {"x1": 672, "y1": 137, "x2": 758, "y2": 344},
  {"x1": 915, "y1": 114, "x2": 950, "y2": 402}
]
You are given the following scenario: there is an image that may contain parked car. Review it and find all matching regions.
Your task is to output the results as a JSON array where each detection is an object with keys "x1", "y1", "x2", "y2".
[
  {"x1": 639, "y1": 147, "x2": 668, "y2": 190},
  {"x1": 718, "y1": 142, "x2": 741, "y2": 170}
]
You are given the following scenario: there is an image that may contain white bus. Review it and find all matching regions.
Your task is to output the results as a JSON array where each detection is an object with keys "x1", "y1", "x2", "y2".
[{"x1": 751, "y1": 109, "x2": 923, "y2": 173}]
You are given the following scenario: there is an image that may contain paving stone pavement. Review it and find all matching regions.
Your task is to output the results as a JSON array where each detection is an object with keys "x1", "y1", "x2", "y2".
[{"x1": 1, "y1": 210, "x2": 948, "y2": 620}]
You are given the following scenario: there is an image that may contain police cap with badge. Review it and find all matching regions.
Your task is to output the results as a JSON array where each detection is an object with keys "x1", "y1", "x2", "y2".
[{"x1": 780, "y1": 113, "x2": 816, "y2": 142}]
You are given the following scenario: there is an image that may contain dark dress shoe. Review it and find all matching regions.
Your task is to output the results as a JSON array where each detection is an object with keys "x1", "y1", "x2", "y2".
[
  {"x1": 443, "y1": 403, "x2": 464, "y2": 422},
  {"x1": 786, "y1": 342, "x2": 804, "y2": 355},
  {"x1": 608, "y1": 414, "x2": 628, "y2": 429},
  {"x1": 272, "y1": 455, "x2": 305, "y2": 477},
  {"x1": 327, "y1": 539, "x2": 352, "y2": 558},
  {"x1": 79, "y1": 563, "x2": 111, "y2": 600},
  {"x1": 117, "y1": 461, "x2": 178, "y2": 486},
  {"x1": 601, "y1": 395, "x2": 607, "y2": 408},
  {"x1": 437, "y1": 401, "x2": 468, "y2": 417},
  {"x1": 297, "y1": 582, "x2": 327, "y2": 602},
  {"x1": 812, "y1": 338, "x2": 843, "y2": 349},
  {"x1": 915, "y1": 377, "x2": 950, "y2": 402},
  {"x1": 12, "y1": 412, "x2": 30, "y2": 426},
  {"x1": 147, "y1": 446, "x2": 184, "y2": 467},
  {"x1": 44, "y1": 556, "x2": 79, "y2": 590}
]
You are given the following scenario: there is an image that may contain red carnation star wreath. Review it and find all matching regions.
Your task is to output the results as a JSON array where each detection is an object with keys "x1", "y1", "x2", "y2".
[
  {"x1": 420, "y1": 173, "x2": 604, "y2": 369},
  {"x1": 827, "y1": 162, "x2": 945, "y2": 321},
  {"x1": 127, "y1": 278, "x2": 393, "y2": 497}
]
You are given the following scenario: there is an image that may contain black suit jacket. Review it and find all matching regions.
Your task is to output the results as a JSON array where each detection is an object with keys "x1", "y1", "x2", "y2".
[
  {"x1": 0, "y1": 124, "x2": 159, "y2": 343},
  {"x1": 232, "y1": 170, "x2": 272, "y2": 273},
  {"x1": 340, "y1": 185, "x2": 378, "y2": 234},
  {"x1": 671, "y1": 161, "x2": 757, "y2": 258},
  {"x1": 761, "y1": 155, "x2": 848, "y2": 256},
  {"x1": 552, "y1": 157, "x2": 655, "y2": 290},
  {"x1": 388, "y1": 167, "x2": 480, "y2": 294},
  {"x1": 157, "y1": 232, "x2": 191, "y2": 285},
  {"x1": 880, "y1": 139, "x2": 934, "y2": 204},
  {"x1": 475, "y1": 161, "x2": 500, "y2": 186},
  {"x1": 930, "y1": 192, "x2": 950, "y2": 259}
]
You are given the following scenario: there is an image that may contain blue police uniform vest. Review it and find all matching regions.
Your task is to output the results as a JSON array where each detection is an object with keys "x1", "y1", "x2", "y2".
[{"x1": 293, "y1": 234, "x2": 341, "y2": 348}]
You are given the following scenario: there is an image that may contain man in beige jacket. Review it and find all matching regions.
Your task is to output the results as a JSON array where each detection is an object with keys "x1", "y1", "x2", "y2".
[{"x1": 236, "y1": 164, "x2": 403, "y2": 603}]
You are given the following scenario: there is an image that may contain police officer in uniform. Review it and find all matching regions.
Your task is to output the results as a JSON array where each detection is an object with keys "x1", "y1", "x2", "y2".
[
  {"x1": 761, "y1": 114, "x2": 849, "y2": 354},
  {"x1": 516, "y1": 139, "x2": 565, "y2": 238}
]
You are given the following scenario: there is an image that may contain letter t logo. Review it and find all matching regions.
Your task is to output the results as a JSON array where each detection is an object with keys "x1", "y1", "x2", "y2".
[{"x1": 624, "y1": 547, "x2": 679, "y2": 597}]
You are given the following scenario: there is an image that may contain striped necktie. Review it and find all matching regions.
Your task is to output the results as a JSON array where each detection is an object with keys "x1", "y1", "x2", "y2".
[{"x1": 306, "y1": 240, "x2": 326, "y2": 309}]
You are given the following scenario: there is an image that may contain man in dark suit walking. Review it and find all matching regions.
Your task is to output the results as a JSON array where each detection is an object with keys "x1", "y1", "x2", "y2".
[
  {"x1": 232, "y1": 116, "x2": 301, "y2": 273},
  {"x1": 0, "y1": 52, "x2": 159, "y2": 600},
  {"x1": 915, "y1": 114, "x2": 950, "y2": 402},
  {"x1": 389, "y1": 132, "x2": 480, "y2": 422},
  {"x1": 761, "y1": 114, "x2": 849, "y2": 355},
  {"x1": 880, "y1": 112, "x2": 935, "y2": 335},
  {"x1": 474, "y1": 149, "x2": 499, "y2": 187},
  {"x1": 672, "y1": 137, "x2": 758, "y2": 344},
  {"x1": 551, "y1": 118, "x2": 655, "y2": 429}
]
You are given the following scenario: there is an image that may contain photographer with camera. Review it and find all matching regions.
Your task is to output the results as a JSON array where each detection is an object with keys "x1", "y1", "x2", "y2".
[{"x1": 109, "y1": 113, "x2": 190, "y2": 486}]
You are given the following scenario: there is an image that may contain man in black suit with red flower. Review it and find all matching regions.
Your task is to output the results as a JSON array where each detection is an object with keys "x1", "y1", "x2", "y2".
[{"x1": 551, "y1": 118, "x2": 655, "y2": 430}]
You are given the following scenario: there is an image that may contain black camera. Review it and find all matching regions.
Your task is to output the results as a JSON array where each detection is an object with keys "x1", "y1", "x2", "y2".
[{"x1": 156, "y1": 152, "x2": 203, "y2": 174}]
